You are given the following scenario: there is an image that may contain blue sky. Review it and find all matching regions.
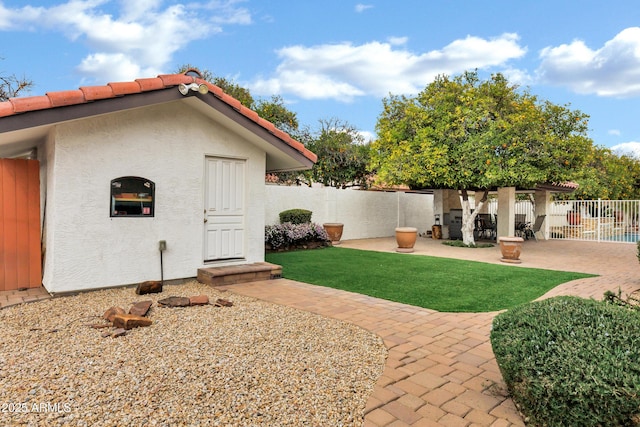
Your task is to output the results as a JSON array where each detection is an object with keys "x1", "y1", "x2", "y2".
[{"x1": 2, "y1": 0, "x2": 640, "y2": 155}]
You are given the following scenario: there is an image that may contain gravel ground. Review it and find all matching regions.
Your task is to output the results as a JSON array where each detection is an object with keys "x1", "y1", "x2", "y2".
[{"x1": 0, "y1": 281, "x2": 387, "y2": 426}]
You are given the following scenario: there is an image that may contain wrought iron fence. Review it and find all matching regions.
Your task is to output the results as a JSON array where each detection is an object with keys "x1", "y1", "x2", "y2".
[
  {"x1": 548, "y1": 200, "x2": 640, "y2": 243},
  {"x1": 484, "y1": 198, "x2": 640, "y2": 243}
]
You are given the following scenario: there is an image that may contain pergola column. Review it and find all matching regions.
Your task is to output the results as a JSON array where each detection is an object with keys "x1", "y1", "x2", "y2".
[
  {"x1": 497, "y1": 187, "x2": 516, "y2": 238},
  {"x1": 534, "y1": 189, "x2": 551, "y2": 239}
]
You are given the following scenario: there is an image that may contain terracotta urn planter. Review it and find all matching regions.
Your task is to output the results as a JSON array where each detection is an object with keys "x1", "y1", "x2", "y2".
[
  {"x1": 498, "y1": 236, "x2": 524, "y2": 263},
  {"x1": 395, "y1": 227, "x2": 418, "y2": 253},
  {"x1": 323, "y1": 223, "x2": 344, "y2": 245},
  {"x1": 431, "y1": 224, "x2": 442, "y2": 240}
]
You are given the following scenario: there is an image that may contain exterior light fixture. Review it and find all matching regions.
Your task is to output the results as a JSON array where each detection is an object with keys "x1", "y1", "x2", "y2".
[{"x1": 178, "y1": 82, "x2": 209, "y2": 96}]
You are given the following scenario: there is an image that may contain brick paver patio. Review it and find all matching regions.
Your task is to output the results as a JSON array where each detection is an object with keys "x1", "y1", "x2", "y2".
[{"x1": 220, "y1": 238, "x2": 639, "y2": 426}]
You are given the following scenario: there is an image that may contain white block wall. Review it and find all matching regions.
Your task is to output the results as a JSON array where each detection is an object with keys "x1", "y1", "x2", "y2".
[{"x1": 265, "y1": 185, "x2": 434, "y2": 239}]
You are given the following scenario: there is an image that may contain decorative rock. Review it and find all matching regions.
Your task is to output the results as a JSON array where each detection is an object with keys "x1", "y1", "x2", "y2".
[
  {"x1": 111, "y1": 328, "x2": 127, "y2": 337},
  {"x1": 189, "y1": 295, "x2": 209, "y2": 306},
  {"x1": 112, "y1": 314, "x2": 153, "y2": 330},
  {"x1": 136, "y1": 280, "x2": 163, "y2": 295},
  {"x1": 103, "y1": 306, "x2": 125, "y2": 322},
  {"x1": 90, "y1": 324, "x2": 111, "y2": 329},
  {"x1": 158, "y1": 296, "x2": 191, "y2": 308},
  {"x1": 129, "y1": 300, "x2": 153, "y2": 316},
  {"x1": 215, "y1": 298, "x2": 233, "y2": 307}
]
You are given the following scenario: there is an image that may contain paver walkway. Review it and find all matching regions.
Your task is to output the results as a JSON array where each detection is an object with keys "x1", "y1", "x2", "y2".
[
  {"x1": 1, "y1": 237, "x2": 637, "y2": 426},
  {"x1": 219, "y1": 238, "x2": 639, "y2": 427}
]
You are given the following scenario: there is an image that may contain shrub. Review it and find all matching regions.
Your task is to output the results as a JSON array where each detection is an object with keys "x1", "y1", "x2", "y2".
[
  {"x1": 279, "y1": 209, "x2": 312, "y2": 225},
  {"x1": 265, "y1": 222, "x2": 328, "y2": 250},
  {"x1": 491, "y1": 296, "x2": 640, "y2": 426}
]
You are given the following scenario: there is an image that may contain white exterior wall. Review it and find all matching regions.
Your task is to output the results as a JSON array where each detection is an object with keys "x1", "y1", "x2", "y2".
[
  {"x1": 42, "y1": 102, "x2": 266, "y2": 293},
  {"x1": 265, "y1": 185, "x2": 434, "y2": 239}
]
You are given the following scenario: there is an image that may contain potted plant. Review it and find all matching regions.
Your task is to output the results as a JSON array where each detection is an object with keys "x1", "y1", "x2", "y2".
[
  {"x1": 323, "y1": 223, "x2": 344, "y2": 245},
  {"x1": 395, "y1": 227, "x2": 418, "y2": 253},
  {"x1": 498, "y1": 236, "x2": 524, "y2": 263}
]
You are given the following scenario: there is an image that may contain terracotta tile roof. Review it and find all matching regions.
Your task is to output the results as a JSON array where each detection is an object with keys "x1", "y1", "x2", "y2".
[{"x1": 0, "y1": 73, "x2": 317, "y2": 164}]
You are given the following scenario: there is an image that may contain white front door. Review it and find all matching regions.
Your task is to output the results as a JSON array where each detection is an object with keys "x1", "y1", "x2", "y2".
[{"x1": 204, "y1": 157, "x2": 246, "y2": 261}]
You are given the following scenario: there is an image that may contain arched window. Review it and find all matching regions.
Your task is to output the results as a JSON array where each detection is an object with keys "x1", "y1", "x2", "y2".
[{"x1": 110, "y1": 177, "x2": 155, "y2": 217}]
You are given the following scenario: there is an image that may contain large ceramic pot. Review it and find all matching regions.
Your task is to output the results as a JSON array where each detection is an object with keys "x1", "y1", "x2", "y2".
[
  {"x1": 396, "y1": 227, "x2": 418, "y2": 253},
  {"x1": 431, "y1": 224, "x2": 442, "y2": 240},
  {"x1": 323, "y1": 223, "x2": 344, "y2": 245},
  {"x1": 498, "y1": 236, "x2": 524, "y2": 263}
]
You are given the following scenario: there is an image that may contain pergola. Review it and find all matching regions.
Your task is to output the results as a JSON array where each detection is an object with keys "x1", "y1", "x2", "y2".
[{"x1": 432, "y1": 182, "x2": 578, "y2": 240}]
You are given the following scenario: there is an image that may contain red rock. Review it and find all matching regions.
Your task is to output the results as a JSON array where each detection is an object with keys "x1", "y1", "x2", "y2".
[
  {"x1": 136, "y1": 280, "x2": 162, "y2": 295},
  {"x1": 215, "y1": 298, "x2": 233, "y2": 307},
  {"x1": 189, "y1": 295, "x2": 209, "y2": 306},
  {"x1": 103, "y1": 306, "x2": 125, "y2": 322},
  {"x1": 90, "y1": 324, "x2": 111, "y2": 329},
  {"x1": 158, "y1": 296, "x2": 191, "y2": 307},
  {"x1": 112, "y1": 314, "x2": 153, "y2": 330},
  {"x1": 129, "y1": 300, "x2": 153, "y2": 316},
  {"x1": 112, "y1": 328, "x2": 127, "y2": 337}
]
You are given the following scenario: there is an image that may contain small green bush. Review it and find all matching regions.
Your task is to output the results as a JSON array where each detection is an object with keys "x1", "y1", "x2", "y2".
[
  {"x1": 279, "y1": 209, "x2": 312, "y2": 225},
  {"x1": 491, "y1": 296, "x2": 640, "y2": 426}
]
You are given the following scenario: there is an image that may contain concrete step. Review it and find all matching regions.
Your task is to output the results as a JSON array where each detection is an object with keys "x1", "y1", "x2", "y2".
[{"x1": 197, "y1": 262, "x2": 282, "y2": 286}]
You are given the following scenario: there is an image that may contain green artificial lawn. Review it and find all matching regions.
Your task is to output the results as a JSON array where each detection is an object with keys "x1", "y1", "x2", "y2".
[{"x1": 265, "y1": 247, "x2": 596, "y2": 312}]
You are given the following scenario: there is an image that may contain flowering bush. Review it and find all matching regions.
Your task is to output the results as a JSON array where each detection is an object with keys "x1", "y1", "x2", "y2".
[{"x1": 265, "y1": 222, "x2": 329, "y2": 250}]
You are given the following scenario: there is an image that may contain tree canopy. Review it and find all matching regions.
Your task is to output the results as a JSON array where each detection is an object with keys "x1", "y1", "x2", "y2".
[
  {"x1": 568, "y1": 146, "x2": 640, "y2": 200},
  {"x1": 372, "y1": 71, "x2": 592, "y2": 191},
  {"x1": 301, "y1": 118, "x2": 372, "y2": 189},
  {"x1": 372, "y1": 71, "x2": 594, "y2": 244}
]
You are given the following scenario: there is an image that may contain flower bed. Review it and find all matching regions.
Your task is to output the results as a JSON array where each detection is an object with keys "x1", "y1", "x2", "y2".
[{"x1": 265, "y1": 222, "x2": 330, "y2": 251}]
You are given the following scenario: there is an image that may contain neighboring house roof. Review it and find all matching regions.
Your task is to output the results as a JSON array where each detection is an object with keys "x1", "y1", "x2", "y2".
[{"x1": 0, "y1": 72, "x2": 316, "y2": 171}]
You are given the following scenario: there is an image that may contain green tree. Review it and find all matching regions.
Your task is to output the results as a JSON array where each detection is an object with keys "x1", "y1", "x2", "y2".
[
  {"x1": 569, "y1": 146, "x2": 640, "y2": 200},
  {"x1": 254, "y1": 95, "x2": 299, "y2": 135},
  {"x1": 303, "y1": 118, "x2": 372, "y2": 189},
  {"x1": 372, "y1": 71, "x2": 593, "y2": 245},
  {"x1": 0, "y1": 58, "x2": 33, "y2": 101}
]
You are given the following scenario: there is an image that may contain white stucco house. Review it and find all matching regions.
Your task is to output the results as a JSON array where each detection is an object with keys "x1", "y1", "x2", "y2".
[{"x1": 0, "y1": 71, "x2": 316, "y2": 294}]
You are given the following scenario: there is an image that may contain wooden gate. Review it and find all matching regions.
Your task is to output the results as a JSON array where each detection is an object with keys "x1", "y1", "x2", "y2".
[{"x1": 0, "y1": 159, "x2": 42, "y2": 290}]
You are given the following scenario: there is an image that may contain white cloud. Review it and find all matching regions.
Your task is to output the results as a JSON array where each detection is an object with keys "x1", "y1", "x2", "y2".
[
  {"x1": 249, "y1": 33, "x2": 526, "y2": 101},
  {"x1": 387, "y1": 36, "x2": 408, "y2": 46},
  {"x1": 611, "y1": 141, "x2": 640, "y2": 158},
  {"x1": 0, "y1": 0, "x2": 250, "y2": 83},
  {"x1": 537, "y1": 27, "x2": 640, "y2": 97},
  {"x1": 609, "y1": 129, "x2": 621, "y2": 136},
  {"x1": 357, "y1": 130, "x2": 376, "y2": 143},
  {"x1": 355, "y1": 4, "x2": 374, "y2": 13}
]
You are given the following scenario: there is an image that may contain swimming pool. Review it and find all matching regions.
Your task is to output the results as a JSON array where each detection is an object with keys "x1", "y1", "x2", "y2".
[{"x1": 605, "y1": 233, "x2": 640, "y2": 243}]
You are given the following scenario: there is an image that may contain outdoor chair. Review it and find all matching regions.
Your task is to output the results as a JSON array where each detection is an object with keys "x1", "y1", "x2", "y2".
[
  {"x1": 475, "y1": 214, "x2": 494, "y2": 240},
  {"x1": 515, "y1": 214, "x2": 528, "y2": 238},
  {"x1": 530, "y1": 215, "x2": 546, "y2": 241},
  {"x1": 520, "y1": 215, "x2": 546, "y2": 241}
]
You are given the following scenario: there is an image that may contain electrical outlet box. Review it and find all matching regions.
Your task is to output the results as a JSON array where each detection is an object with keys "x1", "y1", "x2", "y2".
[{"x1": 159, "y1": 240, "x2": 167, "y2": 251}]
